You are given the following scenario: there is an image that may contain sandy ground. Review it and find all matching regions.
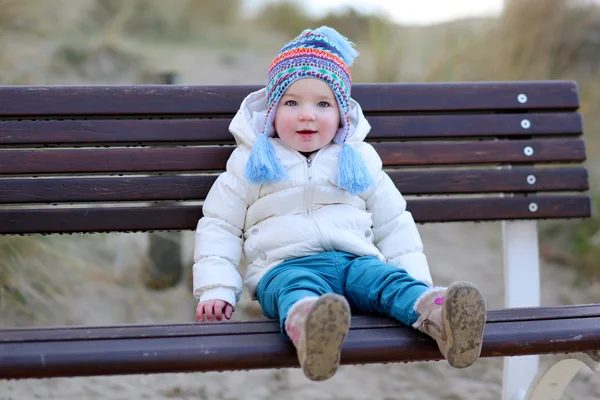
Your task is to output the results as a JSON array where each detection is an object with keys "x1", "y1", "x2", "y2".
[{"x1": 2, "y1": 42, "x2": 600, "y2": 400}]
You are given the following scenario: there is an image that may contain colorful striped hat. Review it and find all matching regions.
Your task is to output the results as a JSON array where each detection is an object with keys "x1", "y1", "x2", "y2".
[{"x1": 244, "y1": 26, "x2": 374, "y2": 195}]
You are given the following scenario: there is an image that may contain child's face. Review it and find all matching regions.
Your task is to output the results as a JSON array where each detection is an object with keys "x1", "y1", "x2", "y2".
[{"x1": 274, "y1": 78, "x2": 340, "y2": 154}]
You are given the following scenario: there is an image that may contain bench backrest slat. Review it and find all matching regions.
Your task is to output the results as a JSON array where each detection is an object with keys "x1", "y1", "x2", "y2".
[
  {"x1": 0, "y1": 113, "x2": 583, "y2": 145},
  {"x1": 0, "y1": 139, "x2": 586, "y2": 175},
  {"x1": 0, "y1": 168, "x2": 588, "y2": 204},
  {"x1": 0, "y1": 82, "x2": 579, "y2": 116},
  {"x1": 0, "y1": 195, "x2": 590, "y2": 234}
]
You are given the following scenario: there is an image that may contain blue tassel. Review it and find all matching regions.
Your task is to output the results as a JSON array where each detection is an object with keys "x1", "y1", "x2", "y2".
[
  {"x1": 338, "y1": 143, "x2": 375, "y2": 195},
  {"x1": 314, "y1": 26, "x2": 359, "y2": 66},
  {"x1": 244, "y1": 133, "x2": 287, "y2": 184}
]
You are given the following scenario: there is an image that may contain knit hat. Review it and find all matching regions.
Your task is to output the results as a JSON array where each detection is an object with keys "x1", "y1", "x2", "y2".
[{"x1": 244, "y1": 26, "x2": 375, "y2": 195}]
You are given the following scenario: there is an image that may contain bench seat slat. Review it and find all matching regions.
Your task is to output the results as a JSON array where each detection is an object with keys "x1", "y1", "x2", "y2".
[
  {"x1": 0, "y1": 196, "x2": 590, "y2": 234},
  {"x1": 0, "y1": 82, "x2": 579, "y2": 117},
  {"x1": 1, "y1": 313, "x2": 599, "y2": 380},
  {"x1": 0, "y1": 139, "x2": 586, "y2": 175},
  {"x1": 0, "y1": 113, "x2": 582, "y2": 145},
  {"x1": 3, "y1": 304, "x2": 599, "y2": 343},
  {"x1": 0, "y1": 168, "x2": 589, "y2": 204}
]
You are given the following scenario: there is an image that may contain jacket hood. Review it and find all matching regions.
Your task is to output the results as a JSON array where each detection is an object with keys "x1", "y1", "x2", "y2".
[{"x1": 228, "y1": 87, "x2": 372, "y2": 149}]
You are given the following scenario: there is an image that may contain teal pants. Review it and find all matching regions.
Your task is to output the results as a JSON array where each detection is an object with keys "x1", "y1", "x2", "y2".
[{"x1": 255, "y1": 251, "x2": 430, "y2": 338}]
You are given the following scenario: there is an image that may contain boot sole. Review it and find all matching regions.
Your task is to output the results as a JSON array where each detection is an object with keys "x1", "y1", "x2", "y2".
[
  {"x1": 443, "y1": 282, "x2": 487, "y2": 368},
  {"x1": 301, "y1": 294, "x2": 351, "y2": 381}
]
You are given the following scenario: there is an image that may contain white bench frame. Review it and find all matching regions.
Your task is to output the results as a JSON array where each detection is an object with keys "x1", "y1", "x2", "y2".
[{"x1": 502, "y1": 221, "x2": 600, "y2": 400}]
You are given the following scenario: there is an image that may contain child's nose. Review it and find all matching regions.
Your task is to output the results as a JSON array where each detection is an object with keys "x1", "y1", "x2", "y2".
[{"x1": 298, "y1": 106, "x2": 316, "y2": 121}]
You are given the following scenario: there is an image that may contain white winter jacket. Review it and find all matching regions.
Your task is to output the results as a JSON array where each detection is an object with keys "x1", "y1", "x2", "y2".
[{"x1": 192, "y1": 88, "x2": 432, "y2": 308}]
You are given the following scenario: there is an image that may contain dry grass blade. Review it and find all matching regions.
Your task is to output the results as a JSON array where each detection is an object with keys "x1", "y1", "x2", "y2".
[{"x1": 365, "y1": 17, "x2": 404, "y2": 83}]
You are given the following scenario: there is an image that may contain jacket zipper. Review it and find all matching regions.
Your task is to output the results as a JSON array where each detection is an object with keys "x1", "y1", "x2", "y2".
[
  {"x1": 305, "y1": 156, "x2": 313, "y2": 213},
  {"x1": 304, "y1": 153, "x2": 334, "y2": 251}
]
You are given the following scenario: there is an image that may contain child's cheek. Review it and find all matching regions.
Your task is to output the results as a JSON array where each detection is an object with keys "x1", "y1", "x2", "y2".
[{"x1": 278, "y1": 117, "x2": 295, "y2": 136}]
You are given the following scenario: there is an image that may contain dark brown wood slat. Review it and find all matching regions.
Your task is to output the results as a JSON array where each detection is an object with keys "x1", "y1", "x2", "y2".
[
  {"x1": 1, "y1": 316, "x2": 599, "y2": 379},
  {"x1": 0, "y1": 113, "x2": 583, "y2": 145},
  {"x1": 374, "y1": 138, "x2": 586, "y2": 166},
  {"x1": 388, "y1": 168, "x2": 588, "y2": 194},
  {"x1": 483, "y1": 303, "x2": 600, "y2": 323},
  {"x1": 0, "y1": 176, "x2": 213, "y2": 204},
  {"x1": 369, "y1": 112, "x2": 583, "y2": 140},
  {"x1": 0, "y1": 147, "x2": 234, "y2": 175},
  {"x1": 0, "y1": 168, "x2": 588, "y2": 204},
  {"x1": 0, "y1": 119, "x2": 233, "y2": 145},
  {"x1": 0, "y1": 196, "x2": 590, "y2": 234},
  {"x1": 0, "y1": 81, "x2": 579, "y2": 116},
  {"x1": 408, "y1": 195, "x2": 591, "y2": 222},
  {"x1": 3, "y1": 304, "x2": 599, "y2": 343},
  {"x1": 0, "y1": 139, "x2": 586, "y2": 175}
]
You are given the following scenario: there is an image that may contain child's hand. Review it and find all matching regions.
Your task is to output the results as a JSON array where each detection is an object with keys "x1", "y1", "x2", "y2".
[{"x1": 196, "y1": 300, "x2": 234, "y2": 322}]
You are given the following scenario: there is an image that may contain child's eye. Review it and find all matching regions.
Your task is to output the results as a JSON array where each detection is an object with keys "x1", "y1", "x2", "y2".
[
  {"x1": 284, "y1": 100, "x2": 298, "y2": 106},
  {"x1": 318, "y1": 101, "x2": 330, "y2": 107}
]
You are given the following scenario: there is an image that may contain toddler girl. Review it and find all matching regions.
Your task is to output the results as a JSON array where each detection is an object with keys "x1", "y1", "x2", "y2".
[{"x1": 193, "y1": 26, "x2": 486, "y2": 381}]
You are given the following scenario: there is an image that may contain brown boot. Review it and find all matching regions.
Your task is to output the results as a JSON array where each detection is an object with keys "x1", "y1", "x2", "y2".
[
  {"x1": 284, "y1": 294, "x2": 351, "y2": 381},
  {"x1": 412, "y1": 281, "x2": 486, "y2": 368}
]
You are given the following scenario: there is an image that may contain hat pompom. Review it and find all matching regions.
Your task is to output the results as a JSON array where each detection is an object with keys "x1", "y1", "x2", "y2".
[
  {"x1": 245, "y1": 133, "x2": 287, "y2": 184},
  {"x1": 338, "y1": 143, "x2": 375, "y2": 195},
  {"x1": 314, "y1": 26, "x2": 359, "y2": 66}
]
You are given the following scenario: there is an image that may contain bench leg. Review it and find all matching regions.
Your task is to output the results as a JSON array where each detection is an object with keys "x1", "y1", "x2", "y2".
[
  {"x1": 502, "y1": 221, "x2": 541, "y2": 400},
  {"x1": 503, "y1": 356, "x2": 540, "y2": 400},
  {"x1": 524, "y1": 351, "x2": 600, "y2": 400}
]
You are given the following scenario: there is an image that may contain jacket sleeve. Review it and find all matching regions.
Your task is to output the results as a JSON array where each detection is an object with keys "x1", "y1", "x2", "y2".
[
  {"x1": 362, "y1": 145, "x2": 433, "y2": 286},
  {"x1": 192, "y1": 148, "x2": 250, "y2": 308}
]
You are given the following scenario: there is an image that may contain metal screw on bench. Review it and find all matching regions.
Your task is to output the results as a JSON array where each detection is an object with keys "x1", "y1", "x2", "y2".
[
  {"x1": 518, "y1": 93, "x2": 528, "y2": 103},
  {"x1": 521, "y1": 119, "x2": 531, "y2": 129},
  {"x1": 527, "y1": 175, "x2": 536, "y2": 185},
  {"x1": 524, "y1": 146, "x2": 534, "y2": 156},
  {"x1": 529, "y1": 203, "x2": 538, "y2": 212}
]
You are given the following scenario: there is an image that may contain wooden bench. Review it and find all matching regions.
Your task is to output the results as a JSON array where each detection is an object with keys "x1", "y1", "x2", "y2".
[{"x1": 1, "y1": 81, "x2": 598, "y2": 400}]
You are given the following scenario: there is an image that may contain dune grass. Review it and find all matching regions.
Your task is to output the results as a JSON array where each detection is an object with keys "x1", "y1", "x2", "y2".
[{"x1": 0, "y1": 235, "x2": 115, "y2": 323}]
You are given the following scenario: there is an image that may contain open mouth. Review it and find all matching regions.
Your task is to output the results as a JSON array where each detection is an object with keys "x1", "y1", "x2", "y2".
[{"x1": 297, "y1": 130, "x2": 317, "y2": 136}]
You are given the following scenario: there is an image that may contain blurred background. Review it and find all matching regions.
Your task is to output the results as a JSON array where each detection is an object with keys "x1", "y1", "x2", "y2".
[{"x1": 1, "y1": 1, "x2": 600, "y2": 399}]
